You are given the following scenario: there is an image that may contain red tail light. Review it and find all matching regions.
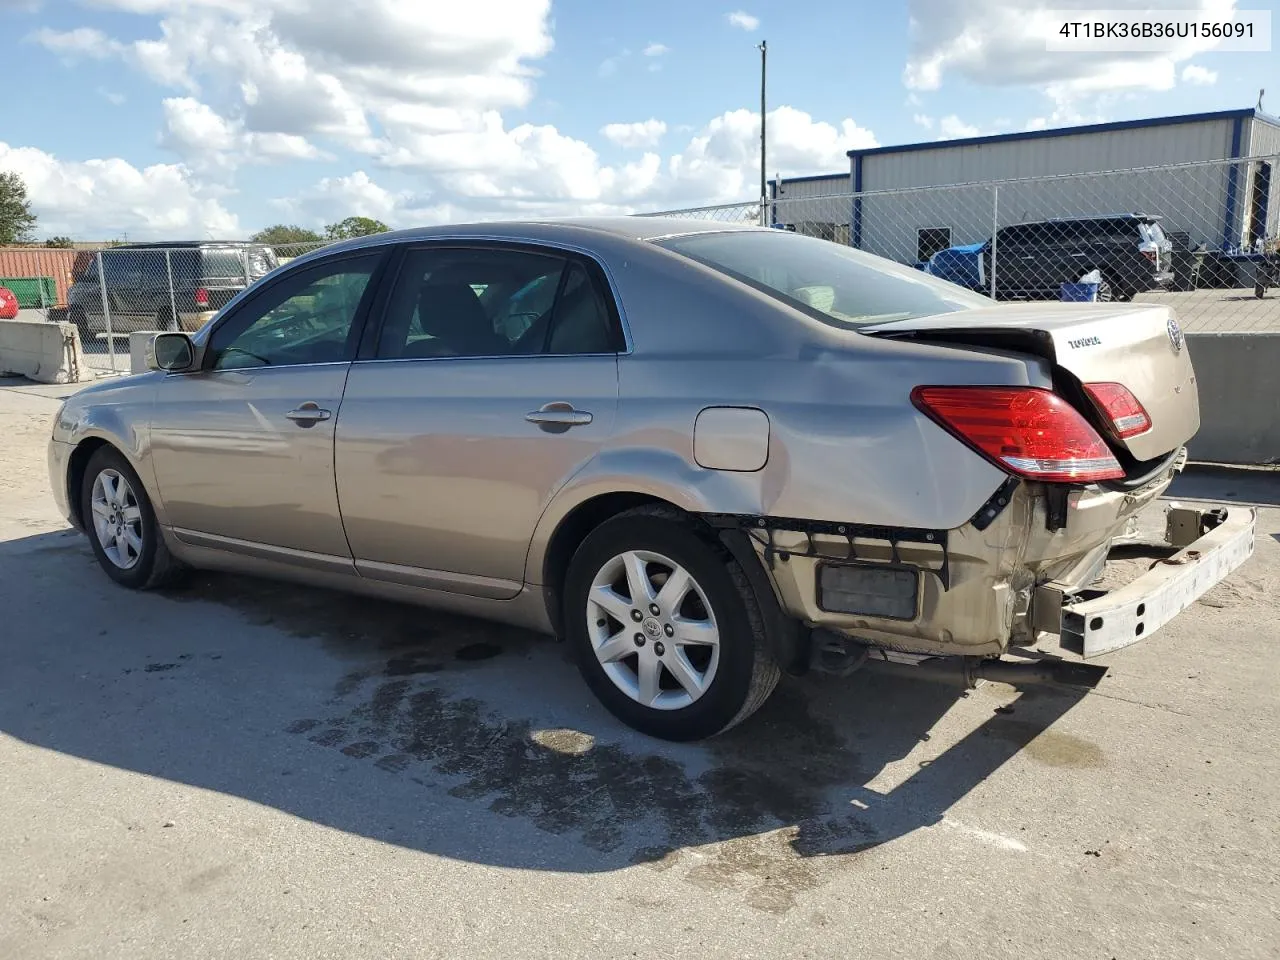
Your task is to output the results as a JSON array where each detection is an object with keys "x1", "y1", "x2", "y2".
[
  {"x1": 194, "y1": 286, "x2": 209, "y2": 307},
  {"x1": 1083, "y1": 382, "x2": 1152, "y2": 439},
  {"x1": 912, "y1": 386, "x2": 1124, "y2": 483}
]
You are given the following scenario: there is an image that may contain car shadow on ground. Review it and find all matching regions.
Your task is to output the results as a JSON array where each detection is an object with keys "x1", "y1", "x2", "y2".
[{"x1": 0, "y1": 528, "x2": 1091, "y2": 880}]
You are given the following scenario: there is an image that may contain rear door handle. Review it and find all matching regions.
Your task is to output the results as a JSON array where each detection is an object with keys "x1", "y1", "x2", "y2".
[
  {"x1": 526, "y1": 402, "x2": 593, "y2": 428},
  {"x1": 285, "y1": 402, "x2": 332, "y2": 427}
]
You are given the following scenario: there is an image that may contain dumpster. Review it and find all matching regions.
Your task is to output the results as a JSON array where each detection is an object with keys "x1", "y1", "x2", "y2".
[{"x1": 0, "y1": 276, "x2": 58, "y2": 308}]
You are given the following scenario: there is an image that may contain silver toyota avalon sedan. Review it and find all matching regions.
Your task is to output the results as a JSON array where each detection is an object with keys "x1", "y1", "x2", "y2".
[{"x1": 47, "y1": 218, "x2": 1255, "y2": 740}]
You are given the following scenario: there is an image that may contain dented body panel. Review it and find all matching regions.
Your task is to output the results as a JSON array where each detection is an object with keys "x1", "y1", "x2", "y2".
[{"x1": 755, "y1": 458, "x2": 1181, "y2": 659}]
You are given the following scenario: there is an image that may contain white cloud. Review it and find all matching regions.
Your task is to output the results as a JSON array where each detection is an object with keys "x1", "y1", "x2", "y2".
[
  {"x1": 97, "y1": 87, "x2": 126, "y2": 106},
  {"x1": 643, "y1": 42, "x2": 669, "y2": 57},
  {"x1": 29, "y1": 26, "x2": 124, "y2": 59},
  {"x1": 22, "y1": 2, "x2": 882, "y2": 232},
  {"x1": 1181, "y1": 63, "x2": 1218, "y2": 85},
  {"x1": 913, "y1": 113, "x2": 934, "y2": 129},
  {"x1": 598, "y1": 51, "x2": 626, "y2": 78},
  {"x1": 904, "y1": 0, "x2": 1240, "y2": 117},
  {"x1": 727, "y1": 10, "x2": 760, "y2": 31},
  {"x1": 159, "y1": 97, "x2": 327, "y2": 174},
  {"x1": 276, "y1": 105, "x2": 877, "y2": 227},
  {"x1": 57, "y1": 0, "x2": 554, "y2": 151},
  {"x1": 601, "y1": 119, "x2": 668, "y2": 149},
  {"x1": 276, "y1": 171, "x2": 403, "y2": 225},
  {"x1": 0, "y1": 140, "x2": 239, "y2": 240},
  {"x1": 938, "y1": 115, "x2": 981, "y2": 139}
]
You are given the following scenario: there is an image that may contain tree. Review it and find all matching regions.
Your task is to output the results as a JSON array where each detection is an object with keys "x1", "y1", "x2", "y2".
[
  {"x1": 0, "y1": 171, "x2": 38, "y2": 245},
  {"x1": 250, "y1": 224, "x2": 324, "y2": 245},
  {"x1": 45, "y1": 236, "x2": 74, "y2": 248},
  {"x1": 324, "y1": 216, "x2": 390, "y2": 241}
]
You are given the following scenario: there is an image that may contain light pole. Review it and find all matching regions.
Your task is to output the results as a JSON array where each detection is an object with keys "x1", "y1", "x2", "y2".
[{"x1": 758, "y1": 39, "x2": 767, "y2": 226}]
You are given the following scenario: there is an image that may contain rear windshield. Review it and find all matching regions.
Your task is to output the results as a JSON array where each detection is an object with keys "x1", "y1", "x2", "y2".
[{"x1": 655, "y1": 229, "x2": 990, "y2": 328}]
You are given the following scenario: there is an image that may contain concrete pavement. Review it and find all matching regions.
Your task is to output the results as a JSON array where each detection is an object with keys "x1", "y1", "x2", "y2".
[{"x1": 1, "y1": 383, "x2": 1278, "y2": 960}]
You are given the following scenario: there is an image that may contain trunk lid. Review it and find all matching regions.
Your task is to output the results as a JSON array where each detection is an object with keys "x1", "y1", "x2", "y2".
[{"x1": 866, "y1": 302, "x2": 1198, "y2": 464}]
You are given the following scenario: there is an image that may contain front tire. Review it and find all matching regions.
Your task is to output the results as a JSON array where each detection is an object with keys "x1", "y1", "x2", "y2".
[
  {"x1": 81, "y1": 446, "x2": 182, "y2": 590},
  {"x1": 564, "y1": 507, "x2": 780, "y2": 741}
]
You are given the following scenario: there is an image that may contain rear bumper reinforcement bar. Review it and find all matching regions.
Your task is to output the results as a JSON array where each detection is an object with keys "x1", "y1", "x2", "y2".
[{"x1": 1056, "y1": 504, "x2": 1257, "y2": 658}]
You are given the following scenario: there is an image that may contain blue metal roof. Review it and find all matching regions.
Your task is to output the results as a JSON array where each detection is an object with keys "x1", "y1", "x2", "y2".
[{"x1": 846, "y1": 107, "x2": 1280, "y2": 159}]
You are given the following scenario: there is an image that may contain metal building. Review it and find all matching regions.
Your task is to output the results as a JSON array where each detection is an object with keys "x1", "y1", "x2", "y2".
[{"x1": 772, "y1": 108, "x2": 1280, "y2": 265}]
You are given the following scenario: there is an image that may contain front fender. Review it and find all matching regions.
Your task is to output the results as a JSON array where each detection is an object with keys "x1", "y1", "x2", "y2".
[{"x1": 55, "y1": 377, "x2": 163, "y2": 525}]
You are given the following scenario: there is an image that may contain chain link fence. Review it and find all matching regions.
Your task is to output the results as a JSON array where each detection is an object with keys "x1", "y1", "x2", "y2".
[
  {"x1": 5, "y1": 155, "x2": 1278, "y2": 378},
  {"x1": 0, "y1": 240, "x2": 333, "y2": 375},
  {"x1": 647, "y1": 155, "x2": 1280, "y2": 334}
]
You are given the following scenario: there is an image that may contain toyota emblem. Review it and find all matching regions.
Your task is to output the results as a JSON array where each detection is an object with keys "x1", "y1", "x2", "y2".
[{"x1": 1167, "y1": 316, "x2": 1184, "y2": 354}]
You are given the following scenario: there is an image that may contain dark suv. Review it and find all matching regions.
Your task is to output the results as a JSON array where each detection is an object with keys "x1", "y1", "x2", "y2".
[
  {"x1": 67, "y1": 242, "x2": 279, "y2": 345},
  {"x1": 927, "y1": 214, "x2": 1174, "y2": 302}
]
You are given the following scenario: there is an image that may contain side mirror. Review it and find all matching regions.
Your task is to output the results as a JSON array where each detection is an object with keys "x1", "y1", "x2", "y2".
[{"x1": 147, "y1": 332, "x2": 197, "y2": 372}]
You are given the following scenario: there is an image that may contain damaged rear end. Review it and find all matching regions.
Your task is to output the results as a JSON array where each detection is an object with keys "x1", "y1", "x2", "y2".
[{"x1": 758, "y1": 301, "x2": 1255, "y2": 678}]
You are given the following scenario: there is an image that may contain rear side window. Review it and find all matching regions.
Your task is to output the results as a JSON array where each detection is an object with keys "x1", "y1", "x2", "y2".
[
  {"x1": 375, "y1": 246, "x2": 622, "y2": 359},
  {"x1": 97, "y1": 249, "x2": 167, "y2": 284},
  {"x1": 201, "y1": 248, "x2": 252, "y2": 283},
  {"x1": 656, "y1": 229, "x2": 989, "y2": 328}
]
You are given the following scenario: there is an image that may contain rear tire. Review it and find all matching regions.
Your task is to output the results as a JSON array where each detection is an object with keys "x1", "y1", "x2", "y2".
[
  {"x1": 80, "y1": 446, "x2": 183, "y2": 590},
  {"x1": 563, "y1": 506, "x2": 780, "y2": 741},
  {"x1": 156, "y1": 308, "x2": 178, "y2": 332}
]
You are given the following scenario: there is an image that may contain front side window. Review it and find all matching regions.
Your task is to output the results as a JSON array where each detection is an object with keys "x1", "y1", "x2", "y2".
[
  {"x1": 209, "y1": 253, "x2": 380, "y2": 370},
  {"x1": 375, "y1": 246, "x2": 620, "y2": 359},
  {"x1": 657, "y1": 229, "x2": 990, "y2": 328}
]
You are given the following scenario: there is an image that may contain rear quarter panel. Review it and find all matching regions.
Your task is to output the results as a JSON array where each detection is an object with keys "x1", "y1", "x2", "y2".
[{"x1": 524, "y1": 235, "x2": 1046, "y2": 583}]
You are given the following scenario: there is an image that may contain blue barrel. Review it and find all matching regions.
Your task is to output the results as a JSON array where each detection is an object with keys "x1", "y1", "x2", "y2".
[{"x1": 1060, "y1": 282, "x2": 1100, "y2": 302}]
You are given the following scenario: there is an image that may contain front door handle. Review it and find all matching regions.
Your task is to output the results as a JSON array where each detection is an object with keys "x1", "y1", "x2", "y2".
[
  {"x1": 526, "y1": 402, "x2": 593, "y2": 429},
  {"x1": 285, "y1": 402, "x2": 332, "y2": 427}
]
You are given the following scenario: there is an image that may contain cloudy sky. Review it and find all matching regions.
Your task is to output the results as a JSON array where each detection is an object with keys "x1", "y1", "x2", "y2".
[{"x1": 1, "y1": 0, "x2": 1274, "y2": 239}]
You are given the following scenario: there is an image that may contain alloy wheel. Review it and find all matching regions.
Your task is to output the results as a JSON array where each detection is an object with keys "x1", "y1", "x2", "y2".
[
  {"x1": 585, "y1": 549, "x2": 721, "y2": 710},
  {"x1": 90, "y1": 469, "x2": 144, "y2": 570}
]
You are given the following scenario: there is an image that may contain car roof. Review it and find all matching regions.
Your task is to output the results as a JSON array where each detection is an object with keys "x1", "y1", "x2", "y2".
[{"x1": 304, "y1": 216, "x2": 761, "y2": 259}]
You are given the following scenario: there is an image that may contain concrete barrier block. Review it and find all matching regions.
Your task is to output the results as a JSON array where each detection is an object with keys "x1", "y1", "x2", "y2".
[
  {"x1": 0, "y1": 318, "x2": 92, "y2": 384},
  {"x1": 1186, "y1": 332, "x2": 1280, "y2": 465},
  {"x1": 130, "y1": 330, "x2": 161, "y2": 374}
]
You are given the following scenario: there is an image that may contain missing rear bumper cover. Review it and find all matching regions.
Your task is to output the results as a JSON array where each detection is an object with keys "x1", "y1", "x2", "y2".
[
  {"x1": 705, "y1": 513, "x2": 951, "y2": 590},
  {"x1": 817, "y1": 562, "x2": 920, "y2": 620}
]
